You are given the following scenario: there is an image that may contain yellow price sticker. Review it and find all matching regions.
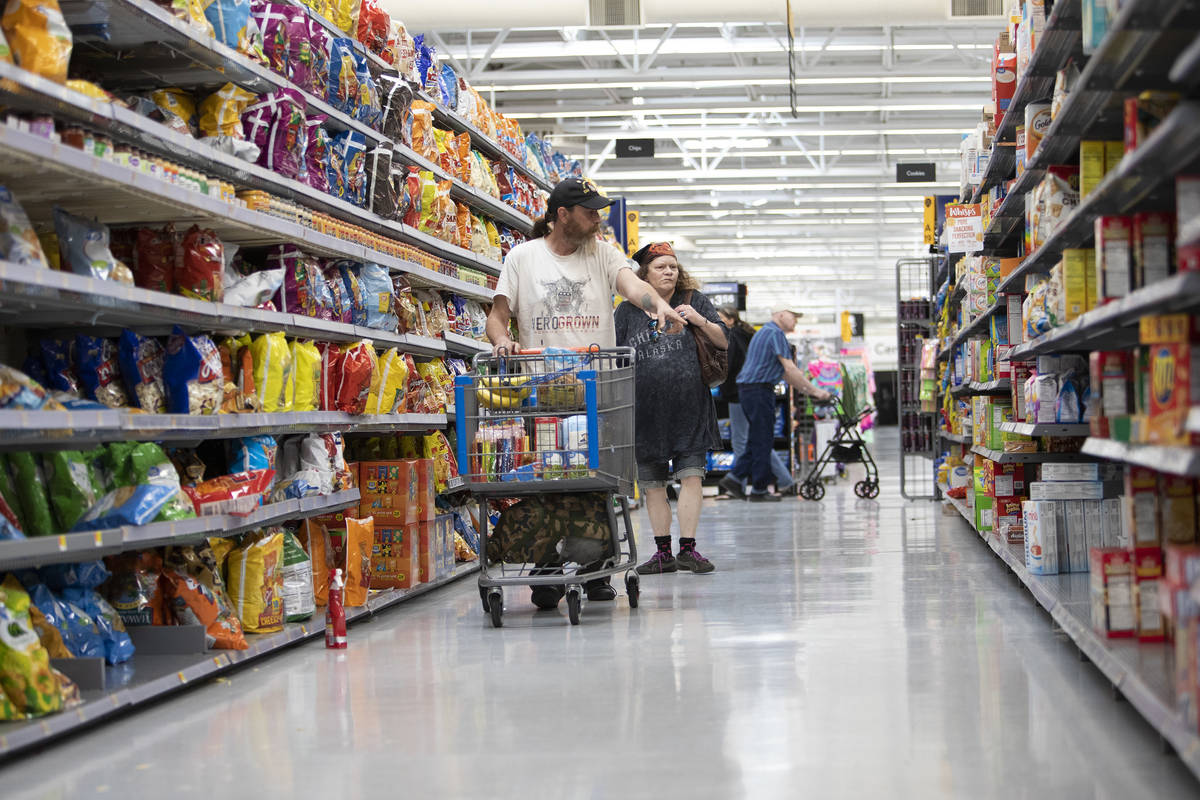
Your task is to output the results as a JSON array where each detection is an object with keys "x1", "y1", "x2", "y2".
[
  {"x1": 177, "y1": 672, "x2": 187, "y2": 684},
  {"x1": 57, "y1": 536, "x2": 67, "y2": 552}
]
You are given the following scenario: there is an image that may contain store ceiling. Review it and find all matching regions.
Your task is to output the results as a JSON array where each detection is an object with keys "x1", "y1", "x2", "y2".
[{"x1": 395, "y1": 9, "x2": 994, "y2": 322}]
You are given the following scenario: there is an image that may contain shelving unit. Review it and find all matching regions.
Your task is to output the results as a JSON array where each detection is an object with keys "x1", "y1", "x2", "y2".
[
  {"x1": 0, "y1": 561, "x2": 478, "y2": 758},
  {"x1": 931, "y1": 3, "x2": 1200, "y2": 783},
  {"x1": 896, "y1": 256, "x2": 940, "y2": 499},
  {"x1": 940, "y1": 476, "x2": 1200, "y2": 783},
  {"x1": 0, "y1": 0, "x2": 523, "y2": 751}
]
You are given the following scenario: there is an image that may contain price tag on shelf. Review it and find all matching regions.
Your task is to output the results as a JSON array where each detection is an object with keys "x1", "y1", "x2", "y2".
[
  {"x1": 93, "y1": 532, "x2": 103, "y2": 547},
  {"x1": 57, "y1": 535, "x2": 67, "y2": 552}
]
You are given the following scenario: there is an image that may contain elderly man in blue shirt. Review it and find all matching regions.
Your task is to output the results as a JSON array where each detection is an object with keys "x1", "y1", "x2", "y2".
[{"x1": 719, "y1": 308, "x2": 832, "y2": 502}]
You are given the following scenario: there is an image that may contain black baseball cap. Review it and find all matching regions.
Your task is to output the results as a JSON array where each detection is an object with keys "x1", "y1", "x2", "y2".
[{"x1": 548, "y1": 177, "x2": 614, "y2": 215}]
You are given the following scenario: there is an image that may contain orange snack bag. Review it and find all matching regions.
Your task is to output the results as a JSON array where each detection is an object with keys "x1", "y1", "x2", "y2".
[
  {"x1": 306, "y1": 515, "x2": 372, "y2": 607},
  {"x1": 2, "y1": 0, "x2": 72, "y2": 84}
]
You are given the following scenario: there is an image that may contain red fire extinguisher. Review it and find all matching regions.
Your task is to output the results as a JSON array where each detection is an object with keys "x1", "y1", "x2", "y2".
[{"x1": 325, "y1": 568, "x2": 347, "y2": 649}]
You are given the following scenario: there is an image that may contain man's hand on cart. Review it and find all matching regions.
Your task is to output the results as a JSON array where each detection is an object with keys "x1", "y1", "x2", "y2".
[
  {"x1": 812, "y1": 389, "x2": 834, "y2": 404},
  {"x1": 491, "y1": 336, "x2": 519, "y2": 358}
]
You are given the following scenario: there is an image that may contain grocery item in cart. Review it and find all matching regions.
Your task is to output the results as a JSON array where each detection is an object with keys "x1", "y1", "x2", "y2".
[
  {"x1": 1, "y1": 0, "x2": 71, "y2": 83},
  {"x1": 488, "y1": 492, "x2": 614, "y2": 566},
  {"x1": 0, "y1": 186, "x2": 49, "y2": 268}
]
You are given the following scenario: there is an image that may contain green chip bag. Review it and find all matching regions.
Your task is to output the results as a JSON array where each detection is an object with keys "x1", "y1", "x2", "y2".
[
  {"x1": 105, "y1": 442, "x2": 195, "y2": 523},
  {"x1": 5, "y1": 452, "x2": 54, "y2": 536},
  {"x1": 0, "y1": 456, "x2": 24, "y2": 532},
  {"x1": 281, "y1": 529, "x2": 314, "y2": 622},
  {"x1": 0, "y1": 575, "x2": 63, "y2": 717},
  {"x1": 44, "y1": 451, "x2": 101, "y2": 532}
]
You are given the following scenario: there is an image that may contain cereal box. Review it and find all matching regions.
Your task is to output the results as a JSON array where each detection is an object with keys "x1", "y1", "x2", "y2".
[
  {"x1": 1024, "y1": 500, "x2": 1059, "y2": 574},
  {"x1": 1090, "y1": 547, "x2": 1135, "y2": 638}
]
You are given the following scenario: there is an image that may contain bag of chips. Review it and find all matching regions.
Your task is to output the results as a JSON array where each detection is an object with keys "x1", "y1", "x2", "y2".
[
  {"x1": 353, "y1": 53, "x2": 380, "y2": 128},
  {"x1": 327, "y1": 37, "x2": 358, "y2": 114},
  {"x1": 28, "y1": 604, "x2": 70, "y2": 658},
  {"x1": 226, "y1": 529, "x2": 285, "y2": 632},
  {"x1": 410, "y1": 102, "x2": 435, "y2": 161},
  {"x1": 326, "y1": 130, "x2": 368, "y2": 206},
  {"x1": 71, "y1": 484, "x2": 175, "y2": 531},
  {"x1": 365, "y1": 347, "x2": 408, "y2": 415},
  {"x1": 216, "y1": 338, "x2": 246, "y2": 413},
  {"x1": 162, "y1": 544, "x2": 247, "y2": 649},
  {"x1": 53, "y1": 209, "x2": 132, "y2": 283},
  {"x1": 423, "y1": 431, "x2": 456, "y2": 493},
  {"x1": 199, "y1": 82, "x2": 258, "y2": 140},
  {"x1": 283, "y1": 5, "x2": 311, "y2": 88},
  {"x1": 415, "y1": 290, "x2": 449, "y2": 336},
  {"x1": 105, "y1": 551, "x2": 169, "y2": 625},
  {"x1": 131, "y1": 225, "x2": 178, "y2": 293},
  {"x1": 231, "y1": 435, "x2": 278, "y2": 474},
  {"x1": 149, "y1": 88, "x2": 197, "y2": 136},
  {"x1": 0, "y1": 186, "x2": 49, "y2": 268},
  {"x1": 323, "y1": 264, "x2": 352, "y2": 324},
  {"x1": 4, "y1": 452, "x2": 53, "y2": 536},
  {"x1": 0, "y1": 366, "x2": 48, "y2": 415},
  {"x1": 378, "y1": 74, "x2": 412, "y2": 144},
  {"x1": 402, "y1": 166, "x2": 422, "y2": 228},
  {"x1": 250, "y1": 331, "x2": 293, "y2": 413},
  {"x1": 184, "y1": 468, "x2": 275, "y2": 517},
  {"x1": 368, "y1": 146, "x2": 397, "y2": 218},
  {"x1": 225, "y1": 267, "x2": 284, "y2": 308},
  {"x1": 355, "y1": 262, "x2": 397, "y2": 331},
  {"x1": 304, "y1": 115, "x2": 330, "y2": 192},
  {"x1": 250, "y1": 0, "x2": 289, "y2": 75},
  {"x1": 36, "y1": 338, "x2": 78, "y2": 396},
  {"x1": 335, "y1": 261, "x2": 367, "y2": 326},
  {"x1": 288, "y1": 339, "x2": 322, "y2": 413},
  {"x1": 0, "y1": 577, "x2": 63, "y2": 717},
  {"x1": 1, "y1": 0, "x2": 71, "y2": 83},
  {"x1": 44, "y1": 450, "x2": 101, "y2": 532},
  {"x1": 307, "y1": 516, "x2": 371, "y2": 607},
  {"x1": 165, "y1": 329, "x2": 223, "y2": 415},
  {"x1": 306, "y1": 17, "x2": 329, "y2": 96},
  {"x1": 28, "y1": 583, "x2": 103, "y2": 660},
  {"x1": 338, "y1": 341, "x2": 376, "y2": 415},
  {"x1": 202, "y1": 0, "x2": 257, "y2": 54},
  {"x1": 280, "y1": 528, "x2": 314, "y2": 621},
  {"x1": 176, "y1": 226, "x2": 224, "y2": 302},
  {"x1": 74, "y1": 335, "x2": 129, "y2": 409},
  {"x1": 60, "y1": 586, "x2": 134, "y2": 665},
  {"x1": 243, "y1": 89, "x2": 307, "y2": 179}
]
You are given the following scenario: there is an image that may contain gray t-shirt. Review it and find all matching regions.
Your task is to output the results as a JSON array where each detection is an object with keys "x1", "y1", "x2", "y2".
[{"x1": 614, "y1": 290, "x2": 725, "y2": 464}]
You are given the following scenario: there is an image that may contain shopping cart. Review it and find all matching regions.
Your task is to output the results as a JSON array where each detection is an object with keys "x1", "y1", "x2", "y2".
[
  {"x1": 797, "y1": 364, "x2": 879, "y2": 501},
  {"x1": 453, "y1": 346, "x2": 639, "y2": 627}
]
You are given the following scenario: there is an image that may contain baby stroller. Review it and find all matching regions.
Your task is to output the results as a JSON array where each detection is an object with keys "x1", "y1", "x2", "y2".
[{"x1": 797, "y1": 364, "x2": 879, "y2": 500}]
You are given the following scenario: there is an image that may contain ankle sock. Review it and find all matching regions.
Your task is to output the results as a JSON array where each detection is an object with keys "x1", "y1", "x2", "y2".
[
  {"x1": 654, "y1": 535, "x2": 672, "y2": 553},
  {"x1": 679, "y1": 537, "x2": 696, "y2": 553}
]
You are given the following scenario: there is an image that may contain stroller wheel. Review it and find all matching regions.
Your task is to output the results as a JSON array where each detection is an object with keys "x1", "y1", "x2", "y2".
[
  {"x1": 866, "y1": 482, "x2": 880, "y2": 499},
  {"x1": 805, "y1": 482, "x2": 825, "y2": 501},
  {"x1": 798, "y1": 482, "x2": 813, "y2": 500},
  {"x1": 854, "y1": 481, "x2": 869, "y2": 498}
]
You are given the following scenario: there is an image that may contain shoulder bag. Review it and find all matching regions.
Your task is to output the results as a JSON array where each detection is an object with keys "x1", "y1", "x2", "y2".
[{"x1": 689, "y1": 291, "x2": 728, "y2": 389}]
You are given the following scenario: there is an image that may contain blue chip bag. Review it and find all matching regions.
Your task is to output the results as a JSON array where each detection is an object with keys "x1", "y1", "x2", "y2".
[
  {"x1": 203, "y1": 0, "x2": 252, "y2": 51},
  {"x1": 438, "y1": 64, "x2": 458, "y2": 110},
  {"x1": 21, "y1": 355, "x2": 50, "y2": 389},
  {"x1": 71, "y1": 484, "x2": 177, "y2": 531},
  {"x1": 39, "y1": 559, "x2": 110, "y2": 591},
  {"x1": 325, "y1": 130, "x2": 367, "y2": 206},
  {"x1": 0, "y1": 517, "x2": 24, "y2": 540},
  {"x1": 61, "y1": 587, "x2": 135, "y2": 665},
  {"x1": 118, "y1": 330, "x2": 168, "y2": 413},
  {"x1": 327, "y1": 37, "x2": 358, "y2": 116},
  {"x1": 164, "y1": 328, "x2": 223, "y2": 415},
  {"x1": 354, "y1": 262, "x2": 397, "y2": 331},
  {"x1": 75, "y1": 335, "x2": 130, "y2": 409},
  {"x1": 337, "y1": 261, "x2": 368, "y2": 326},
  {"x1": 29, "y1": 584, "x2": 105, "y2": 660},
  {"x1": 38, "y1": 338, "x2": 80, "y2": 395},
  {"x1": 231, "y1": 435, "x2": 278, "y2": 473}
]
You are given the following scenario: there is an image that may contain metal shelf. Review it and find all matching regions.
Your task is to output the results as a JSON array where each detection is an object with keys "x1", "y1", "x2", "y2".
[
  {"x1": 1170, "y1": 30, "x2": 1200, "y2": 88},
  {"x1": 415, "y1": 91, "x2": 554, "y2": 193},
  {"x1": 940, "y1": 430, "x2": 969, "y2": 444},
  {"x1": 944, "y1": 487, "x2": 1200, "y2": 784},
  {"x1": 971, "y1": 445, "x2": 1096, "y2": 464},
  {"x1": 0, "y1": 410, "x2": 448, "y2": 450},
  {"x1": 972, "y1": 145, "x2": 1016, "y2": 204},
  {"x1": 0, "y1": 490, "x2": 359, "y2": 571},
  {"x1": 950, "y1": 380, "x2": 1011, "y2": 397},
  {"x1": 1008, "y1": 271, "x2": 1200, "y2": 360},
  {"x1": 0, "y1": 121, "x2": 496, "y2": 299},
  {"x1": 1000, "y1": 422, "x2": 1091, "y2": 437},
  {"x1": 1081, "y1": 437, "x2": 1200, "y2": 476},
  {"x1": 1025, "y1": 0, "x2": 1198, "y2": 173},
  {"x1": 953, "y1": 299, "x2": 1005, "y2": 346},
  {"x1": 442, "y1": 331, "x2": 492, "y2": 356},
  {"x1": 0, "y1": 261, "x2": 459, "y2": 356},
  {"x1": 0, "y1": 560, "x2": 478, "y2": 759},
  {"x1": 992, "y1": 0, "x2": 1083, "y2": 145},
  {"x1": 462, "y1": 477, "x2": 623, "y2": 496},
  {"x1": 1001, "y1": 101, "x2": 1200, "y2": 294}
]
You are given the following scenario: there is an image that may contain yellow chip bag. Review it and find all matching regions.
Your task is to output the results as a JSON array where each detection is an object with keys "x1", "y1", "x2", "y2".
[
  {"x1": 398, "y1": 434, "x2": 422, "y2": 460},
  {"x1": 199, "y1": 83, "x2": 257, "y2": 139},
  {"x1": 151, "y1": 88, "x2": 198, "y2": 136},
  {"x1": 289, "y1": 339, "x2": 322, "y2": 412},
  {"x1": 2, "y1": 0, "x2": 72, "y2": 83},
  {"x1": 0, "y1": 575, "x2": 63, "y2": 717},
  {"x1": 226, "y1": 530, "x2": 285, "y2": 633},
  {"x1": 422, "y1": 432, "x2": 454, "y2": 493},
  {"x1": 65, "y1": 80, "x2": 110, "y2": 100},
  {"x1": 414, "y1": 360, "x2": 448, "y2": 412},
  {"x1": 250, "y1": 331, "x2": 293, "y2": 413},
  {"x1": 365, "y1": 347, "x2": 408, "y2": 415},
  {"x1": 333, "y1": 0, "x2": 359, "y2": 33}
]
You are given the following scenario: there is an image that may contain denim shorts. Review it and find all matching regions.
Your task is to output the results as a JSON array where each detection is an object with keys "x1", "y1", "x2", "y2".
[{"x1": 637, "y1": 451, "x2": 708, "y2": 489}]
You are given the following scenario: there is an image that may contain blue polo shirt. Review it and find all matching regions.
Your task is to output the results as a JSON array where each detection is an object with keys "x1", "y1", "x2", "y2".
[{"x1": 736, "y1": 321, "x2": 791, "y2": 385}]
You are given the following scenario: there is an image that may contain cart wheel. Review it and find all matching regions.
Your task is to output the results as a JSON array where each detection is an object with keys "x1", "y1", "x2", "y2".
[
  {"x1": 566, "y1": 588, "x2": 582, "y2": 625},
  {"x1": 809, "y1": 482, "x2": 826, "y2": 501},
  {"x1": 488, "y1": 590, "x2": 503, "y2": 628},
  {"x1": 479, "y1": 585, "x2": 490, "y2": 613},
  {"x1": 625, "y1": 572, "x2": 640, "y2": 609},
  {"x1": 798, "y1": 482, "x2": 814, "y2": 500},
  {"x1": 866, "y1": 482, "x2": 880, "y2": 499},
  {"x1": 854, "y1": 481, "x2": 869, "y2": 498}
]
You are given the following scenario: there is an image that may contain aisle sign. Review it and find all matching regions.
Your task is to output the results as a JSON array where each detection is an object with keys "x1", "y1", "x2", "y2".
[
  {"x1": 923, "y1": 196, "x2": 937, "y2": 244},
  {"x1": 945, "y1": 203, "x2": 983, "y2": 253},
  {"x1": 625, "y1": 210, "x2": 639, "y2": 256},
  {"x1": 616, "y1": 139, "x2": 655, "y2": 158},
  {"x1": 897, "y1": 163, "x2": 936, "y2": 183},
  {"x1": 703, "y1": 282, "x2": 746, "y2": 311},
  {"x1": 840, "y1": 311, "x2": 865, "y2": 342}
]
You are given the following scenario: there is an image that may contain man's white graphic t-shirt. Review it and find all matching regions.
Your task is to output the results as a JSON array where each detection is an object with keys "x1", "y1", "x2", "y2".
[{"x1": 495, "y1": 238, "x2": 630, "y2": 349}]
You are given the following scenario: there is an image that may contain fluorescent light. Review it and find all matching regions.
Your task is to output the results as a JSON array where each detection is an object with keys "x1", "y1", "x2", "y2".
[
  {"x1": 595, "y1": 167, "x2": 955, "y2": 182},
  {"x1": 607, "y1": 183, "x2": 957, "y2": 193},
  {"x1": 567, "y1": 147, "x2": 962, "y2": 160},
  {"x1": 583, "y1": 128, "x2": 968, "y2": 139},
  {"x1": 682, "y1": 137, "x2": 771, "y2": 149},
  {"x1": 476, "y1": 76, "x2": 990, "y2": 92},
  {"x1": 512, "y1": 103, "x2": 982, "y2": 119}
]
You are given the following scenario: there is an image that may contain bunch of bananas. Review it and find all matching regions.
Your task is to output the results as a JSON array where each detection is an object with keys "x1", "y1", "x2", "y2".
[{"x1": 476, "y1": 375, "x2": 531, "y2": 409}]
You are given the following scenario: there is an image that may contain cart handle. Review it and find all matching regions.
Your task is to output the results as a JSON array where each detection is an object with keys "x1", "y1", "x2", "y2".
[{"x1": 500, "y1": 344, "x2": 603, "y2": 356}]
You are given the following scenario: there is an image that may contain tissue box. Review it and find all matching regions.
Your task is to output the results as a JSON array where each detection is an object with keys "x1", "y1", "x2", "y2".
[{"x1": 1024, "y1": 500, "x2": 1060, "y2": 574}]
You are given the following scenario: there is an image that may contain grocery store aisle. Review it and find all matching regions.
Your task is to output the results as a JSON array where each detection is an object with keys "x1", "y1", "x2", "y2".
[{"x1": 5, "y1": 429, "x2": 1199, "y2": 798}]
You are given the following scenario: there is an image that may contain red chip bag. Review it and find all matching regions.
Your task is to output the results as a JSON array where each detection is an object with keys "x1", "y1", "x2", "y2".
[
  {"x1": 177, "y1": 225, "x2": 224, "y2": 302},
  {"x1": 321, "y1": 341, "x2": 376, "y2": 414},
  {"x1": 183, "y1": 469, "x2": 275, "y2": 517},
  {"x1": 356, "y1": 0, "x2": 390, "y2": 56},
  {"x1": 134, "y1": 224, "x2": 178, "y2": 293},
  {"x1": 161, "y1": 566, "x2": 220, "y2": 628}
]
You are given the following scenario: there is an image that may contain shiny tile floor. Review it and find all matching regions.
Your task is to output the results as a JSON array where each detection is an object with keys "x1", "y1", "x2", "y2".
[{"x1": 6, "y1": 429, "x2": 1200, "y2": 798}]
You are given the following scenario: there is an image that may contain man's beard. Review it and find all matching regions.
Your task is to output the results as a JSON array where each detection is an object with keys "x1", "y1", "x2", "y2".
[{"x1": 562, "y1": 217, "x2": 599, "y2": 241}]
